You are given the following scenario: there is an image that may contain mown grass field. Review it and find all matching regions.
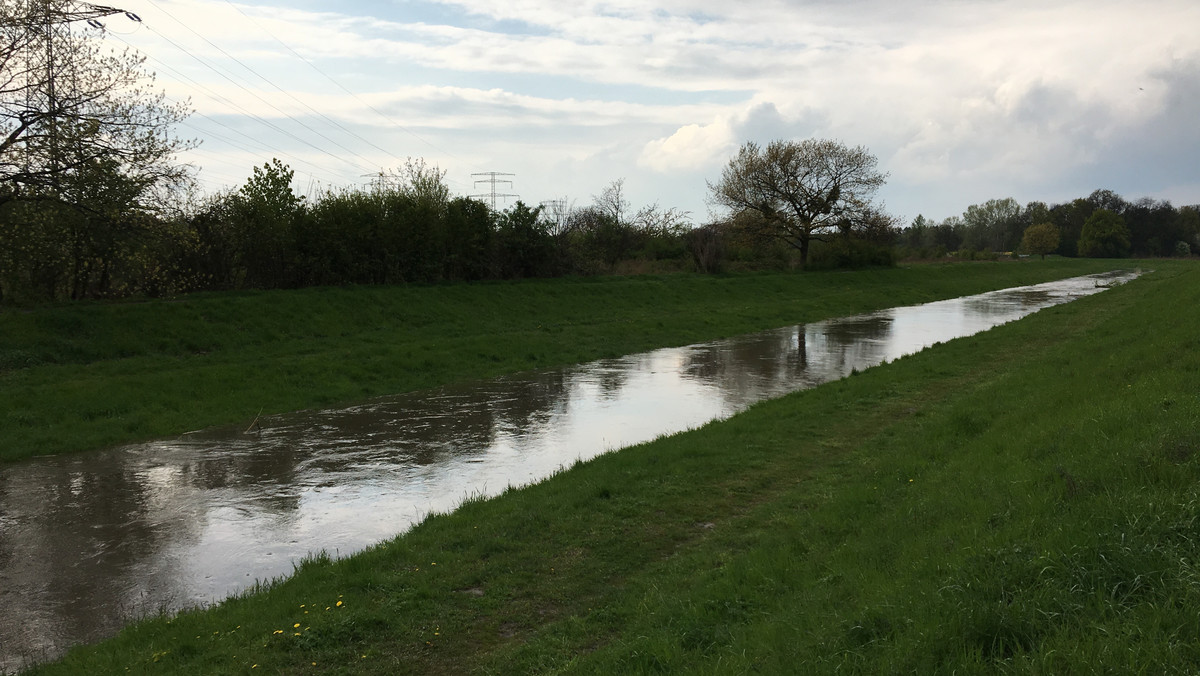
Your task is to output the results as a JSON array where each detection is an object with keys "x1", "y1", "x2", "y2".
[
  {"x1": 19, "y1": 259, "x2": 1200, "y2": 674},
  {"x1": 0, "y1": 260, "x2": 1124, "y2": 462}
]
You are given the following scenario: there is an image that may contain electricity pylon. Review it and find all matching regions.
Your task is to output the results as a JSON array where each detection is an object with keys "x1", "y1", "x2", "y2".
[{"x1": 470, "y1": 171, "x2": 518, "y2": 211}]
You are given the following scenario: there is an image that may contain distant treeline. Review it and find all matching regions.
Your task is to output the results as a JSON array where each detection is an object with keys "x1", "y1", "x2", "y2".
[
  {"x1": 0, "y1": 157, "x2": 884, "y2": 304},
  {"x1": 898, "y1": 190, "x2": 1200, "y2": 260},
  {"x1": 0, "y1": 157, "x2": 1194, "y2": 305},
  {"x1": 0, "y1": 160, "x2": 698, "y2": 303}
]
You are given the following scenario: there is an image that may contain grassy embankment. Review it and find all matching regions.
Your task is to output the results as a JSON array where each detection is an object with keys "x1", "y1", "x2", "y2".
[
  {"x1": 0, "y1": 259, "x2": 1126, "y2": 463},
  {"x1": 24, "y1": 259, "x2": 1200, "y2": 673}
]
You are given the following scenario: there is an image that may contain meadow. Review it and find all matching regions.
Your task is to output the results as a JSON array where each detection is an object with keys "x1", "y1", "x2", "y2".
[{"x1": 18, "y1": 259, "x2": 1200, "y2": 673}]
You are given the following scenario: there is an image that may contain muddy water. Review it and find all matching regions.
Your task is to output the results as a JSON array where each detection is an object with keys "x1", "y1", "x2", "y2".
[{"x1": 0, "y1": 270, "x2": 1139, "y2": 671}]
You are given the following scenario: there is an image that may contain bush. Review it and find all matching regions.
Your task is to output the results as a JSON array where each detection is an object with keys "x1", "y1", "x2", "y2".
[
  {"x1": 809, "y1": 238, "x2": 896, "y2": 269},
  {"x1": 686, "y1": 224, "x2": 725, "y2": 273}
]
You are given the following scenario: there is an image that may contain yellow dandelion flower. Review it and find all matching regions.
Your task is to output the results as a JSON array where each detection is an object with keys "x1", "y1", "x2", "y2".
[
  {"x1": 336, "y1": 600, "x2": 343, "y2": 607},
  {"x1": 293, "y1": 623, "x2": 300, "y2": 628}
]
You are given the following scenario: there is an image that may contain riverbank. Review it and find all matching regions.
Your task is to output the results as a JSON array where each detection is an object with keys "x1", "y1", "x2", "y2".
[
  {"x1": 22, "y1": 260, "x2": 1200, "y2": 673},
  {"x1": 0, "y1": 260, "x2": 1128, "y2": 463}
]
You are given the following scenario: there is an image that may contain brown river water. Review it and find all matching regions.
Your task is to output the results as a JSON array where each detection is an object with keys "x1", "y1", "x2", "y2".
[{"x1": 0, "y1": 270, "x2": 1140, "y2": 671}]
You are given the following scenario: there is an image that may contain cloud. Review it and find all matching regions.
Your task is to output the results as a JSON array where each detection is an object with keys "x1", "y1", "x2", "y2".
[
  {"x1": 638, "y1": 119, "x2": 735, "y2": 173},
  {"x1": 637, "y1": 102, "x2": 827, "y2": 173}
]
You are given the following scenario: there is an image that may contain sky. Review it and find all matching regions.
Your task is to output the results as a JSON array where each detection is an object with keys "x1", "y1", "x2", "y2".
[{"x1": 95, "y1": 0, "x2": 1200, "y2": 224}]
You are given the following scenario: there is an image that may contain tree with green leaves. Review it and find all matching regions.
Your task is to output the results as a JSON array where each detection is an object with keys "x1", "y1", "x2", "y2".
[
  {"x1": 229, "y1": 159, "x2": 303, "y2": 287},
  {"x1": 708, "y1": 139, "x2": 889, "y2": 268},
  {"x1": 961, "y1": 197, "x2": 1021, "y2": 252},
  {"x1": 1, "y1": 0, "x2": 192, "y2": 204},
  {"x1": 1077, "y1": 209, "x2": 1130, "y2": 258},
  {"x1": 1020, "y1": 222, "x2": 1060, "y2": 260}
]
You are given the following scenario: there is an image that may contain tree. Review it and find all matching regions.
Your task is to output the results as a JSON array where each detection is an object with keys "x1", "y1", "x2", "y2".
[
  {"x1": 496, "y1": 201, "x2": 552, "y2": 278},
  {"x1": 0, "y1": 0, "x2": 191, "y2": 205},
  {"x1": 1020, "y1": 222, "x2": 1060, "y2": 260},
  {"x1": 961, "y1": 197, "x2": 1021, "y2": 252},
  {"x1": 1050, "y1": 198, "x2": 1094, "y2": 256},
  {"x1": 708, "y1": 139, "x2": 889, "y2": 268},
  {"x1": 575, "y1": 179, "x2": 656, "y2": 269},
  {"x1": 229, "y1": 159, "x2": 303, "y2": 287},
  {"x1": 1077, "y1": 209, "x2": 1130, "y2": 258}
]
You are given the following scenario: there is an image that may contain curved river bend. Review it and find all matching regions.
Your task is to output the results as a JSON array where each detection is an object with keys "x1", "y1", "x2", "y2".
[{"x1": 0, "y1": 270, "x2": 1139, "y2": 671}]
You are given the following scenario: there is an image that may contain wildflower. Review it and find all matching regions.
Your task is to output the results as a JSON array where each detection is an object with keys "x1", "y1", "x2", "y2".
[
  {"x1": 336, "y1": 600, "x2": 343, "y2": 607},
  {"x1": 273, "y1": 630, "x2": 283, "y2": 635},
  {"x1": 294, "y1": 623, "x2": 301, "y2": 628}
]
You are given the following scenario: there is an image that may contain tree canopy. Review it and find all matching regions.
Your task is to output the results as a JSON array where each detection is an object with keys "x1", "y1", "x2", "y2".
[
  {"x1": 1078, "y1": 209, "x2": 1131, "y2": 258},
  {"x1": 0, "y1": 0, "x2": 191, "y2": 206},
  {"x1": 1020, "y1": 222, "x2": 1060, "y2": 260},
  {"x1": 708, "y1": 139, "x2": 890, "y2": 268}
]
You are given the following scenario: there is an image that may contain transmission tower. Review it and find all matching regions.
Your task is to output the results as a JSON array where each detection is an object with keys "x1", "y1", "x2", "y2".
[
  {"x1": 23, "y1": 2, "x2": 141, "y2": 178},
  {"x1": 362, "y1": 169, "x2": 402, "y2": 192},
  {"x1": 470, "y1": 172, "x2": 518, "y2": 211}
]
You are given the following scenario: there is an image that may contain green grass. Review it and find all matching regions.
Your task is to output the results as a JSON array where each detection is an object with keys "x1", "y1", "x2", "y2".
[
  {"x1": 0, "y1": 260, "x2": 1127, "y2": 463},
  {"x1": 22, "y1": 259, "x2": 1200, "y2": 674}
]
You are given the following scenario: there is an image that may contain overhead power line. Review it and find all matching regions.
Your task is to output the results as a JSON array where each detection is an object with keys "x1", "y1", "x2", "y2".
[
  {"x1": 217, "y1": 0, "x2": 471, "y2": 169},
  {"x1": 143, "y1": 2, "x2": 392, "y2": 171},
  {"x1": 106, "y1": 31, "x2": 357, "y2": 186}
]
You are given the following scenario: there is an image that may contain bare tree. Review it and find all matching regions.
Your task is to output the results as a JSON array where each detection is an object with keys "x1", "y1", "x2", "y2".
[
  {"x1": 591, "y1": 177, "x2": 629, "y2": 227},
  {"x1": 708, "y1": 139, "x2": 889, "y2": 268},
  {"x1": 0, "y1": 0, "x2": 192, "y2": 205}
]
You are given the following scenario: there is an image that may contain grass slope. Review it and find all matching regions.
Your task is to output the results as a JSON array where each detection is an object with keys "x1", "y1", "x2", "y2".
[
  {"x1": 0, "y1": 260, "x2": 1125, "y2": 462},
  {"x1": 25, "y1": 260, "x2": 1200, "y2": 674}
]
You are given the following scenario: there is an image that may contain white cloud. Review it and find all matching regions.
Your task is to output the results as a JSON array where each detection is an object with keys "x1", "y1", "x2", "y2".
[{"x1": 638, "y1": 119, "x2": 735, "y2": 172}]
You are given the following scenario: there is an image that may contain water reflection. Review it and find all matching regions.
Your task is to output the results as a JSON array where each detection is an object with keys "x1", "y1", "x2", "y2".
[{"x1": 0, "y1": 270, "x2": 1140, "y2": 672}]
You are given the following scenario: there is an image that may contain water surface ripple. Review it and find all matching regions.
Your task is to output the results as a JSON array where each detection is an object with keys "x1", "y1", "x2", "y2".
[{"x1": 0, "y1": 270, "x2": 1138, "y2": 671}]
